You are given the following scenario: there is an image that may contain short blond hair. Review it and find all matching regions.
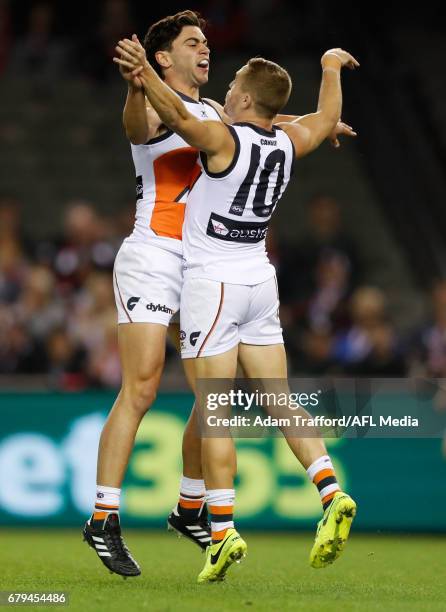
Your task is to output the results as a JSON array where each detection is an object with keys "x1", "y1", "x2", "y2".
[{"x1": 241, "y1": 58, "x2": 292, "y2": 118}]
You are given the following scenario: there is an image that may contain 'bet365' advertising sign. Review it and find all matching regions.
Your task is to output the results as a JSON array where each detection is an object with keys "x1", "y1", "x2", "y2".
[{"x1": 0, "y1": 392, "x2": 444, "y2": 530}]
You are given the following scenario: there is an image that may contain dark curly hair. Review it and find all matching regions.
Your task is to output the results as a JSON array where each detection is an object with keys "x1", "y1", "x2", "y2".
[{"x1": 144, "y1": 10, "x2": 207, "y2": 79}]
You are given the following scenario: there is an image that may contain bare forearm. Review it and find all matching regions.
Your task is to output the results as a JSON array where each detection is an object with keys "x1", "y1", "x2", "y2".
[
  {"x1": 123, "y1": 85, "x2": 149, "y2": 144},
  {"x1": 275, "y1": 69, "x2": 340, "y2": 126},
  {"x1": 280, "y1": 48, "x2": 357, "y2": 158},
  {"x1": 139, "y1": 65, "x2": 189, "y2": 130},
  {"x1": 316, "y1": 63, "x2": 342, "y2": 131},
  {"x1": 295, "y1": 66, "x2": 342, "y2": 149}
]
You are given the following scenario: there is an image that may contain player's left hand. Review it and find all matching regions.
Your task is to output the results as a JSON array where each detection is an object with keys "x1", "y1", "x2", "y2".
[
  {"x1": 113, "y1": 34, "x2": 148, "y2": 76},
  {"x1": 328, "y1": 121, "x2": 357, "y2": 148}
]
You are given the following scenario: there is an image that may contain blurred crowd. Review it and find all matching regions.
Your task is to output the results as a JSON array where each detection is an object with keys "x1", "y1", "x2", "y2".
[
  {"x1": 273, "y1": 196, "x2": 446, "y2": 379},
  {"x1": 1, "y1": 193, "x2": 446, "y2": 390},
  {"x1": 0, "y1": 196, "x2": 126, "y2": 389}
]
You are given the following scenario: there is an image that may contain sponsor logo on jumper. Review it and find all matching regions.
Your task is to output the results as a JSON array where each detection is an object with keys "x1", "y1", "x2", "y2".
[
  {"x1": 136, "y1": 175, "x2": 143, "y2": 200},
  {"x1": 207, "y1": 212, "x2": 269, "y2": 243},
  {"x1": 230, "y1": 204, "x2": 244, "y2": 214},
  {"x1": 127, "y1": 297, "x2": 140, "y2": 311},
  {"x1": 261, "y1": 138, "x2": 277, "y2": 146},
  {"x1": 190, "y1": 331, "x2": 201, "y2": 346},
  {"x1": 146, "y1": 302, "x2": 174, "y2": 315},
  {"x1": 211, "y1": 219, "x2": 229, "y2": 236}
]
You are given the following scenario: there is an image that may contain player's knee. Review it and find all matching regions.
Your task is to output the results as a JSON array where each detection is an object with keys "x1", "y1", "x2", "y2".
[
  {"x1": 134, "y1": 379, "x2": 157, "y2": 414},
  {"x1": 123, "y1": 378, "x2": 158, "y2": 416}
]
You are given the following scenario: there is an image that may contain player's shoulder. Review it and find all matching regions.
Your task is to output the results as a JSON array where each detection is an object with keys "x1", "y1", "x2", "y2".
[
  {"x1": 273, "y1": 122, "x2": 300, "y2": 156},
  {"x1": 229, "y1": 121, "x2": 287, "y2": 142},
  {"x1": 273, "y1": 121, "x2": 294, "y2": 135},
  {"x1": 201, "y1": 98, "x2": 233, "y2": 125},
  {"x1": 201, "y1": 97, "x2": 224, "y2": 116}
]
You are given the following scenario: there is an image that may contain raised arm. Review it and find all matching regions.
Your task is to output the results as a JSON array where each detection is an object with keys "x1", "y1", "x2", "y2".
[
  {"x1": 277, "y1": 48, "x2": 359, "y2": 159},
  {"x1": 114, "y1": 36, "x2": 233, "y2": 159},
  {"x1": 278, "y1": 113, "x2": 357, "y2": 148},
  {"x1": 116, "y1": 38, "x2": 162, "y2": 145},
  {"x1": 203, "y1": 91, "x2": 356, "y2": 149},
  {"x1": 123, "y1": 85, "x2": 163, "y2": 145}
]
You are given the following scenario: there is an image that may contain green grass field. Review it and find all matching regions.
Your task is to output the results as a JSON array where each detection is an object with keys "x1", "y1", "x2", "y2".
[{"x1": 0, "y1": 530, "x2": 444, "y2": 611}]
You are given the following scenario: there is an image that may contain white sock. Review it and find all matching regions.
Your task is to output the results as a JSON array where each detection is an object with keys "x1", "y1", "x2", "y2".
[
  {"x1": 178, "y1": 476, "x2": 205, "y2": 516},
  {"x1": 306, "y1": 455, "x2": 340, "y2": 509},
  {"x1": 179, "y1": 476, "x2": 206, "y2": 499},
  {"x1": 94, "y1": 485, "x2": 121, "y2": 516},
  {"x1": 207, "y1": 488, "x2": 235, "y2": 540},
  {"x1": 306, "y1": 455, "x2": 333, "y2": 480}
]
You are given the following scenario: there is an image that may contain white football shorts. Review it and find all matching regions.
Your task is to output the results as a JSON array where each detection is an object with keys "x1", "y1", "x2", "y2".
[
  {"x1": 180, "y1": 275, "x2": 283, "y2": 358},
  {"x1": 113, "y1": 240, "x2": 181, "y2": 326}
]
